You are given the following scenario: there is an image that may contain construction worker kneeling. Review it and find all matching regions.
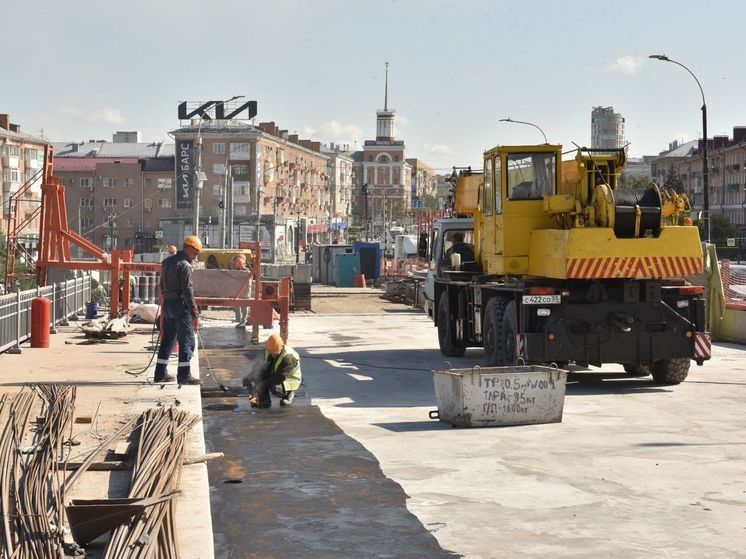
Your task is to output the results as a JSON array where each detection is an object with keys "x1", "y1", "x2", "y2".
[{"x1": 243, "y1": 333, "x2": 301, "y2": 408}]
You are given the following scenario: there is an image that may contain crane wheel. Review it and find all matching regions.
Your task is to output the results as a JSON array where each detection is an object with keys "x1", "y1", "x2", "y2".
[
  {"x1": 623, "y1": 363, "x2": 651, "y2": 376},
  {"x1": 502, "y1": 301, "x2": 518, "y2": 366},
  {"x1": 437, "y1": 295, "x2": 466, "y2": 357},
  {"x1": 483, "y1": 297, "x2": 509, "y2": 366},
  {"x1": 650, "y1": 358, "x2": 690, "y2": 385}
]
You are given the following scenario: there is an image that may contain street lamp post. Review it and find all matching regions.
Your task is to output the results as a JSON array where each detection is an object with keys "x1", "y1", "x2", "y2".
[
  {"x1": 107, "y1": 211, "x2": 116, "y2": 251},
  {"x1": 362, "y1": 183, "x2": 369, "y2": 241},
  {"x1": 192, "y1": 95, "x2": 244, "y2": 240},
  {"x1": 649, "y1": 54, "x2": 710, "y2": 243},
  {"x1": 499, "y1": 118, "x2": 548, "y2": 144}
]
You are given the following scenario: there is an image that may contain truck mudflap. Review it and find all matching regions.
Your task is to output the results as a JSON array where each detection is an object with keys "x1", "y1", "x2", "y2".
[
  {"x1": 516, "y1": 334, "x2": 526, "y2": 359},
  {"x1": 693, "y1": 332, "x2": 712, "y2": 363}
]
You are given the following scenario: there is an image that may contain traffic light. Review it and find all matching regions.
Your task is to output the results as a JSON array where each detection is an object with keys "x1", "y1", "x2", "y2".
[{"x1": 362, "y1": 183, "x2": 368, "y2": 196}]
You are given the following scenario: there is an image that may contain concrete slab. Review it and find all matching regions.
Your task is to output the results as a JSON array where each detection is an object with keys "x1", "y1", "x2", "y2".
[{"x1": 286, "y1": 310, "x2": 746, "y2": 558}]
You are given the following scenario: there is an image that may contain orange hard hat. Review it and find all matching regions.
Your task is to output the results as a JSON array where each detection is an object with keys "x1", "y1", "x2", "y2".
[
  {"x1": 183, "y1": 235, "x2": 203, "y2": 252},
  {"x1": 266, "y1": 333, "x2": 284, "y2": 355}
]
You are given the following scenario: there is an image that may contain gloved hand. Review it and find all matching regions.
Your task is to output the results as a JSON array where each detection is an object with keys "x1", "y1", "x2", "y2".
[{"x1": 243, "y1": 375, "x2": 257, "y2": 389}]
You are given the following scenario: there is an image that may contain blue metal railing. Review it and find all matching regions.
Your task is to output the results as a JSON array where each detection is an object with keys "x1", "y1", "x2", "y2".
[{"x1": 0, "y1": 276, "x2": 91, "y2": 354}]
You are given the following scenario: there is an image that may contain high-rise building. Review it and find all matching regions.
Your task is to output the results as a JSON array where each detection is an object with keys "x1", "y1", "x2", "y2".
[
  {"x1": 591, "y1": 106, "x2": 625, "y2": 150},
  {"x1": 0, "y1": 113, "x2": 47, "y2": 240}
]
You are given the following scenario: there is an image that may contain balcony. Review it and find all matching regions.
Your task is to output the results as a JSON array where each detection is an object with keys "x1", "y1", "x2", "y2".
[
  {"x1": 1, "y1": 155, "x2": 19, "y2": 168},
  {"x1": 24, "y1": 156, "x2": 39, "y2": 170}
]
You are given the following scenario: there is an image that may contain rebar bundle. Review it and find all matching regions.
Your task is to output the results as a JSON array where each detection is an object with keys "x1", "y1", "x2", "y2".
[
  {"x1": 0, "y1": 385, "x2": 76, "y2": 559},
  {"x1": 103, "y1": 406, "x2": 200, "y2": 559}
]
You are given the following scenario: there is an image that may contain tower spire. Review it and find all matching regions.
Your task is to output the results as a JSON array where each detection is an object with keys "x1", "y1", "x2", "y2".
[{"x1": 384, "y1": 61, "x2": 389, "y2": 111}]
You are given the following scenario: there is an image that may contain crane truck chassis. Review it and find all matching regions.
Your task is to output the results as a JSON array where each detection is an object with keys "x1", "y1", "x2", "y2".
[{"x1": 434, "y1": 144, "x2": 710, "y2": 385}]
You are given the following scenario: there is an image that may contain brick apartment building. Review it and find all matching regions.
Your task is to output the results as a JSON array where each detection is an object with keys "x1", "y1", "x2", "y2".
[
  {"x1": 1, "y1": 114, "x2": 47, "y2": 245},
  {"x1": 171, "y1": 120, "x2": 331, "y2": 253},
  {"x1": 650, "y1": 127, "x2": 746, "y2": 232},
  {"x1": 53, "y1": 137, "x2": 176, "y2": 253},
  {"x1": 322, "y1": 142, "x2": 354, "y2": 241}
]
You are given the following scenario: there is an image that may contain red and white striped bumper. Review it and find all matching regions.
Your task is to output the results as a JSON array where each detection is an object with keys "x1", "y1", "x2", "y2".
[{"x1": 694, "y1": 332, "x2": 712, "y2": 361}]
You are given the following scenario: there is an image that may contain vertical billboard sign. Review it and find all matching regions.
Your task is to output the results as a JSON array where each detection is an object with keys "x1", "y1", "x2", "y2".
[{"x1": 176, "y1": 140, "x2": 194, "y2": 209}]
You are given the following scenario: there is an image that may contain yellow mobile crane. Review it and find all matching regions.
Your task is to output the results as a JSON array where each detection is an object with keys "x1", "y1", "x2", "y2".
[{"x1": 434, "y1": 145, "x2": 710, "y2": 384}]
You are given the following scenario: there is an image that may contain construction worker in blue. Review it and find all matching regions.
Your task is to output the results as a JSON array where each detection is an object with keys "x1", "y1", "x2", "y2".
[
  {"x1": 154, "y1": 235, "x2": 203, "y2": 385},
  {"x1": 244, "y1": 333, "x2": 302, "y2": 407}
]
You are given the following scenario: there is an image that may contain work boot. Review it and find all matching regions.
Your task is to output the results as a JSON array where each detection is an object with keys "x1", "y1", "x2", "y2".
[
  {"x1": 235, "y1": 322, "x2": 246, "y2": 329},
  {"x1": 280, "y1": 391, "x2": 295, "y2": 406},
  {"x1": 178, "y1": 376, "x2": 201, "y2": 386},
  {"x1": 154, "y1": 374, "x2": 175, "y2": 383}
]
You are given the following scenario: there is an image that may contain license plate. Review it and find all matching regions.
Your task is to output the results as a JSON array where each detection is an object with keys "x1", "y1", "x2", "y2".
[{"x1": 522, "y1": 294, "x2": 561, "y2": 305}]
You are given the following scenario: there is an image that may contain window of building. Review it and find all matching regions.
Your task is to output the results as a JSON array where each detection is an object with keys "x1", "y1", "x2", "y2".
[
  {"x1": 231, "y1": 164, "x2": 249, "y2": 175},
  {"x1": 144, "y1": 199, "x2": 152, "y2": 210},
  {"x1": 104, "y1": 178, "x2": 116, "y2": 188},
  {"x1": 213, "y1": 163, "x2": 226, "y2": 175},
  {"x1": 213, "y1": 184, "x2": 221, "y2": 197},
  {"x1": 237, "y1": 181, "x2": 250, "y2": 197},
  {"x1": 26, "y1": 149, "x2": 38, "y2": 160},
  {"x1": 80, "y1": 197, "x2": 93, "y2": 207},
  {"x1": 158, "y1": 198, "x2": 172, "y2": 208},
  {"x1": 80, "y1": 177, "x2": 91, "y2": 188},
  {"x1": 235, "y1": 205, "x2": 247, "y2": 216},
  {"x1": 145, "y1": 178, "x2": 153, "y2": 188},
  {"x1": 368, "y1": 155, "x2": 374, "y2": 162},
  {"x1": 123, "y1": 178, "x2": 133, "y2": 188},
  {"x1": 103, "y1": 198, "x2": 116, "y2": 208},
  {"x1": 230, "y1": 142, "x2": 250, "y2": 154},
  {"x1": 213, "y1": 143, "x2": 225, "y2": 155},
  {"x1": 2, "y1": 169, "x2": 20, "y2": 182},
  {"x1": 79, "y1": 217, "x2": 93, "y2": 229},
  {"x1": 157, "y1": 178, "x2": 172, "y2": 189},
  {"x1": 126, "y1": 218, "x2": 134, "y2": 227},
  {"x1": 124, "y1": 198, "x2": 132, "y2": 208},
  {"x1": 393, "y1": 155, "x2": 399, "y2": 162}
]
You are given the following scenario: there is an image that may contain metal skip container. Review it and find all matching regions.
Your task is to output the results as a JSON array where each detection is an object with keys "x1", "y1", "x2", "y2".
[{"x1": 431, "y1": 365, "x2": 568, "y2": 427}]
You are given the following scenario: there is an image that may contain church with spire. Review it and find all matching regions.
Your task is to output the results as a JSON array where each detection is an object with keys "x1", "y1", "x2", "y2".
[{"x1": 348, "y1": 62, "x2": 436, "y2": 234}]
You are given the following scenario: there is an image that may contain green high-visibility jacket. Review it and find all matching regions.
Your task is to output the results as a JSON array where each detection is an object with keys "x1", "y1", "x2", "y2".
[{"x1": 264, "y1": 345, "x2": 302, "y2": 391}]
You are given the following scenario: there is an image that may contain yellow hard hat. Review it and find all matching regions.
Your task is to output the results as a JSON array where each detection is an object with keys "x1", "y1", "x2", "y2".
[
  {"x1": 183, "y1": 235, "x2": 203, "y2": 252},
  {"x1": 266, "y1": 333, "x2": 284, "y2": 355}
]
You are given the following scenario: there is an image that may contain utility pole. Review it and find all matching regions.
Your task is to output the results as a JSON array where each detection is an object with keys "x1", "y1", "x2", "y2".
[
  {"x1": 107, "y1": 212, "x2": 116, "y2": 251},
  {"x1": 295, "y1": 208, "x2": 301, "y2": 265},
  {"x1": 193, "y1": 131, "x2": 203, "y2": 238},
  {"x1": 227, "y1": 165, "x2": 234, "y2": 248},
  {"x1": 363, "y1": 183, "x2": 369, "y2": 241},
  {"x1": 191, "y1": 95, "x2": 244, "y2": 240}
]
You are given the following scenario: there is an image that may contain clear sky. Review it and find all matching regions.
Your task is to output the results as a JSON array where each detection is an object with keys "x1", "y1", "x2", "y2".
[{"x1": 5, "y1": 0, "x2": 745, "y2": 171}]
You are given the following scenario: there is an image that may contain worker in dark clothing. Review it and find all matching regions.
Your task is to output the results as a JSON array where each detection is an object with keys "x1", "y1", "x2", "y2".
[
  {"x1": 446, "y1": 231, "x2": 475, "y2": 262},
  {"x1": 242, "y1": 333, "x2": 302, "y2": 408},
  {"x1": 154, "y1": 235, "x2": 203, "y2": 385}
]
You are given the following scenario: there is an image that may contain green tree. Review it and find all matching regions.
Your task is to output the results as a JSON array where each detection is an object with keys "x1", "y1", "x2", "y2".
[
  {"x1": 663, "y1": 169, "x2": 684, "y2": 193},
  {"x1": 422, "y1": 194, "x2": 439, "y2": 212},
  {"x1": 619, "y1": 175, "x2": 651, "y2": 190},
  {"x1": 697, "y1": 213, "x2": 737, "y2": 245}
]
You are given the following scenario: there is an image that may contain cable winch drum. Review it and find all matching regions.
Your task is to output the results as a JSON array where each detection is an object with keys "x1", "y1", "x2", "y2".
[{"x1": 613, "y1": 185, "x2": 662, "y2": 238}]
